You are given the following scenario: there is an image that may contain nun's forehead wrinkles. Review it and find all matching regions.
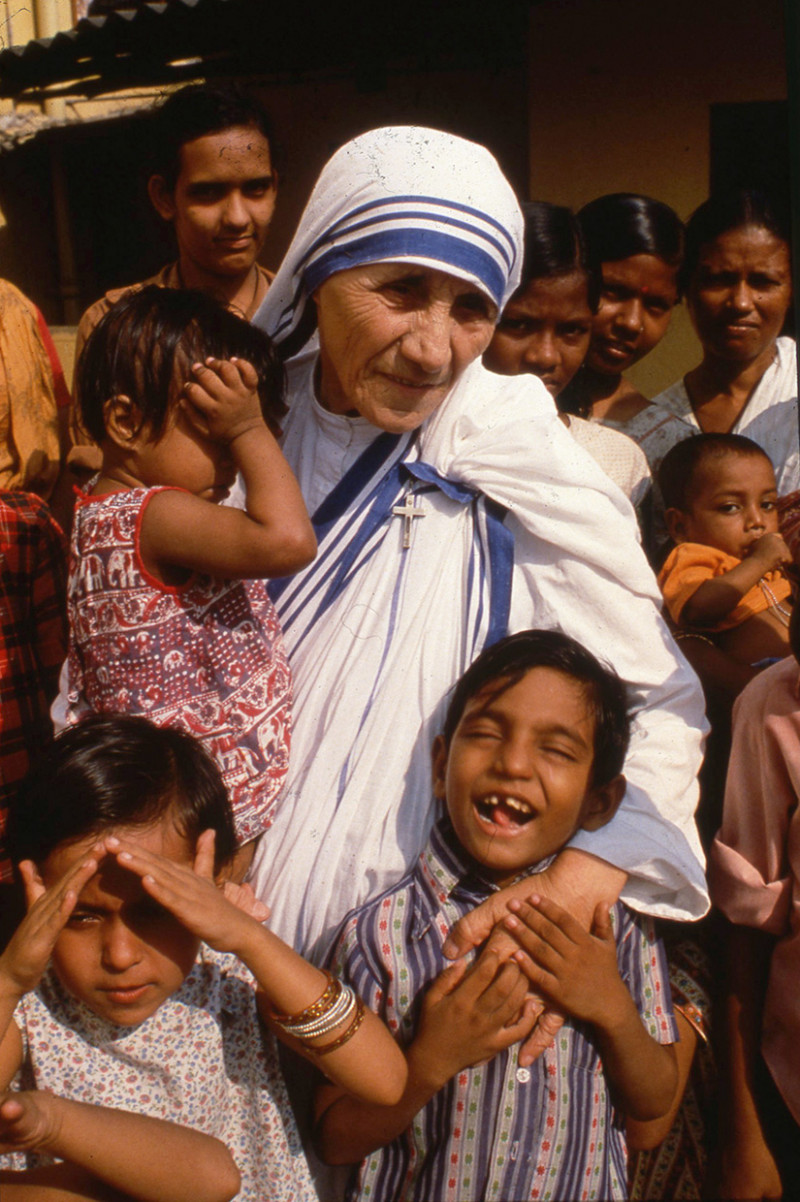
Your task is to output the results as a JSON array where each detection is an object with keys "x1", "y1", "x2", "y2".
[{"x1": 252, "y1": 125, "x2": 523, "y2": 352}]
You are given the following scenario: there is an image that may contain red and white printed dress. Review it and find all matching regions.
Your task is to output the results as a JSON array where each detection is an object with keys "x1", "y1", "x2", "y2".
[{"x1": 66, "y1": 486, "x2": 291, "y2": 843}]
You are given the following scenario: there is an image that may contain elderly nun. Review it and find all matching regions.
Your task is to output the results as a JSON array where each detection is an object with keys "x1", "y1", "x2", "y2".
[{"x1": 243, "y1": 126, "x2": 708, "y2": 960}]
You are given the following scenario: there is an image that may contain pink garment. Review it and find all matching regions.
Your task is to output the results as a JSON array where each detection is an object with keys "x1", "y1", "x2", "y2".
[
  {"x1": 709, "y1": 656, "x2": 800, "y2": 1123},
  {"x1": 67, "y1": 486, "x2": 291, "y2": 843}
]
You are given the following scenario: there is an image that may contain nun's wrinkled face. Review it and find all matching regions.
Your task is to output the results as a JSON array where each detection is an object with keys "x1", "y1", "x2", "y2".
[{"x1": 313, "y1": 263, "x2": 498, "y2": 432}]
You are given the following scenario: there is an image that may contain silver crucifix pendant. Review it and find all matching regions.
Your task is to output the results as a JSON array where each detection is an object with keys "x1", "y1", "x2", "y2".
[{"x1": 392, "y1": 492, "x2": 426, "y2": 549}]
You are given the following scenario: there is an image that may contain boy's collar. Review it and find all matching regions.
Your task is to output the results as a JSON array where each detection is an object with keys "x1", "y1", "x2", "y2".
[{"x1": 422, "y1": 816, "x2": 555, "y2": 913}]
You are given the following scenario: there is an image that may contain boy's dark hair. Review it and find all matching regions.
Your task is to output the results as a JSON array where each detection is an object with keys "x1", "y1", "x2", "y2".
[
  {"x1": 77, "y1": 285, "x2": 286, "y2": 444},
  {"x1": 442, "y1": 629, "x2": 630, "y2": 787},
  {"x1": 150, "y1": 82, "x2": 276, "y2": 189},
  {"x1": 681, "y1": 188, "x2": 791, "y2": 295},
  {"x1": 657, "y1": 433, "x2": 775, "y2": 512},
  {"x1": 578, "y1": 192, "x2": 685, "y2": 286},
  {"x1": 517, "y1": 201, "x2": 600, "y2": 311},
  {"x1": 10, "y1": 714, "x2": 237, "y2": 870}
]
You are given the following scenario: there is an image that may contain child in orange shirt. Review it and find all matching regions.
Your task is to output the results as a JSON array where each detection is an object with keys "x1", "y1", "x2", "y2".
[{"x1": 658, "y1": 433, "x2": 793, "y2": 667}]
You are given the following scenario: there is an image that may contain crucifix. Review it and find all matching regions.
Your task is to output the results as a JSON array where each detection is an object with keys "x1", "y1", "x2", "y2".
[{"x1": 392, "y1": 492, "x2": 426, "y2": 549}]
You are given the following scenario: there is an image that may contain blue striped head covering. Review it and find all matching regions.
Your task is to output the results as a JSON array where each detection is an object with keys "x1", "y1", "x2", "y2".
[{"x1": 253, "y1": 126, "x2": 523, "y2": 356}]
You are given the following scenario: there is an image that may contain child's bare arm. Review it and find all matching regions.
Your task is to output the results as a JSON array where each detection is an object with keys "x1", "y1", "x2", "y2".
[
  {"x1": 315, "y1": 948, "x2": 537, "y2": 1166},
  {"x1": 681, "y1": 533, "x2": 791, "y2": 626},
  {"x1": 106, "y1": 832, "x2": 407, "y2": 1107},
  {"x1": 505, "y1": 896, "x2": 678, "y2": 1121},
  {"x1": 1, "y1": 1161, "x2": 127, "y2": 1201},
  {"x1": 140, "y1": 357, "x2": 316, "y2": 580},
  {"x1": 0, "y1": 1091, "x2": 239, "y2": 1202},
  {"x1": 627, "y1": 1007, "x2": 697, "y2": 1151}
]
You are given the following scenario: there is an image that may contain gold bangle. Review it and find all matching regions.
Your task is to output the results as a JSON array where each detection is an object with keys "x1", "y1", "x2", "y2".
[
  {"x1": 313, "y1": 995, "x2": 366, "y2": 1055},
  {"x1": 264, "y1": 971, "x2": 339, "y2": 1025}
]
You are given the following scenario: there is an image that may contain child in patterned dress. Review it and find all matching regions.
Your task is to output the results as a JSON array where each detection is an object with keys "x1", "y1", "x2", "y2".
[
  {"x1": 0, "y1": 715, "x2": 407, "y2": 1201},
  {"x1": 315, "y1": 630, "x2": 678, "y2": 1202},
  {"x1": 66, "y1": 286, "x2": 317, "y2": 879}
]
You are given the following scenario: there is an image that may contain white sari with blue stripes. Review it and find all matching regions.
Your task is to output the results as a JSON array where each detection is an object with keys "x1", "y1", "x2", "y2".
[{"x1": 248, "y1": 352, "x2": 709, "y2": 960}]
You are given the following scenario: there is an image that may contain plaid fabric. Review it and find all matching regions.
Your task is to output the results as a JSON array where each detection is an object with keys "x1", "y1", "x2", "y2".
[{"x1": 0, "y1": 491, "x2": 67, "y2": 881}]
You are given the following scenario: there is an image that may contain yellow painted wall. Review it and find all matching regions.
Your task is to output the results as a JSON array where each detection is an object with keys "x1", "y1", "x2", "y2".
[{"x1": 527, "y1": 0, "x2": 788, "y2": 397}]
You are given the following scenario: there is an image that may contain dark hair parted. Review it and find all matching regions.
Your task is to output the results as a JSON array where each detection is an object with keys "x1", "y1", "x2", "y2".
[
  {"x1": 77, "y1": 285, "x2": 286, "y2": 444},
  {"x1": 657, "y1": 432, "x2": 775, "y2": 512},
  {"x1": 516, "y1": 201, "x2": 600, "y2": 310},
  {"x1": 10, "y1": 714, "x2": 237, "y2": 870},
  {"x1": 442, "y1": 629, "x2": 630, "y2": 788},
  {"x1": 578, "y1": 192, "x2": 685, "y2": 282},
  {"x1": 681, "y1": 188, "x2": 791, "y2": 293},
  {"x1": 150, "y1": 82, "x2": 276, "y2": 189}
]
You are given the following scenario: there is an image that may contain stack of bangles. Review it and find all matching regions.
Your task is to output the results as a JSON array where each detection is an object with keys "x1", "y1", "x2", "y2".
[{"x1": 266, "y1": 972, "x2": 365, "y2": 1055}]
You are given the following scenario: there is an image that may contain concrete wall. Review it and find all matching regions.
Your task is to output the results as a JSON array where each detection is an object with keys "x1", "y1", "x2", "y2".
[{"x1": 527, "y1": 0, "x2": 788, "y2": 397}]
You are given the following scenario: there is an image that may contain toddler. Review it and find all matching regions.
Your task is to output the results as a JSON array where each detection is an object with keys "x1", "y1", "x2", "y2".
[
  {"x1": 0, "y1": 715, "x2": 406, "y2": 1201},
  {"x1": 66, "y1": 286, "x2": 316, "y2": 875},
  {"x1": 316, "y1": 630, "x2": 678, "y2": 1202},
  {"x1": 658, "y1": 433, "x2": 793, "y2": 665}
]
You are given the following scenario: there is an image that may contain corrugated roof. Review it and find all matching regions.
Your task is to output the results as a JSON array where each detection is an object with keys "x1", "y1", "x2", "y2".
[
  {"x1": 0, "y1": 0, "x2": 530, "y2": 102},
  {"x1": 0, "y1": 0, "x2": 243, "y2": 99}
]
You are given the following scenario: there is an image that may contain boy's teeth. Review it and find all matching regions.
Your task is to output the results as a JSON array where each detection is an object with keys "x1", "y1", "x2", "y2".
[{"x1": 481, "y1": 794, "x2": 532, "y2": 815}]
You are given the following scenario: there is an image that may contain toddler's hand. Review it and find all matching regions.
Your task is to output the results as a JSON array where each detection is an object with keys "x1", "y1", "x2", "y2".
[
  {"x1": 182, "y1": 356, "x2": 264, "y2": 446},
  {"x1": 0, "y1": 1090, "x2": 60, "y2": 1154},
  {"x1": 106, "y1": 829, "x2": 268, "y2": 953},
  {"x1": 0, "y1": 852, "x2": 100, "y2": 999},
  {"x1": 746, "y1": 531, "x2": 792, "y2": 573}
]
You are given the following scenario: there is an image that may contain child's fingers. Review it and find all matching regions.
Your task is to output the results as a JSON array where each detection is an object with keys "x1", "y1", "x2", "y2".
[
  {"x1": 26, "y1": 850, "x2": 101, "y2": 921},
  {"x1": 507, "y1": 896, "x2": 582, "y2": 952},
  {"x1": 0, "y1": 1095, "x2": 23, "y2": 1122},
  {"x1": 509, "y1": 942, "x2": 553, "y2": 986},
  {"x1": 231, "y1": 356, "x2": 260, "y2": 389},
  {"x1": 180, "y1": 385, "x2": 215, "y2": 424},
  {"x1": 494, "y1": 995, "x2": 541, "y2": 1048},
  {"x1": 18, "y1": 859, "x2": 45, "y2": 907},
  {"x1": 195, "y1": 358, "x2": 242, "y2": 396},
  {"x1": 426, "y1": 958, "x2": 469, "y2": 1005},
  {"x1": 482, "y1": 961, "x2": 530, "y2": 1023},
  {"x1": 193, "y1": 829, "x2": 217, "y2": 880},
  {"x1": 503, "y1": 909, "x2": 569, "y2": 971},
  {"x1": 221, "y1": 881, "x2": 270, "y2": 922},
  {"x1": 110, "y1": 838, "x2": 206, "y2": 901}
]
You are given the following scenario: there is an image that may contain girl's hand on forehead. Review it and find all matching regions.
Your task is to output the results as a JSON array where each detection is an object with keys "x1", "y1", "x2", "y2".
[
  {"x1": 106, "y1": 829, "x2": 269, "y2": 954},
  {"x1": 181, "y1": 355, "x2": 265, "y2": 446},
  {"x1": 0, "y1": 851, "x2": 101, "y2": 998}
]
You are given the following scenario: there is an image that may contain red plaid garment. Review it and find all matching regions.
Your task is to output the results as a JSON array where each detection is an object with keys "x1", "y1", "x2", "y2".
[{"x1": 0, "y1": 492, "x2": 67, "y2": 881}]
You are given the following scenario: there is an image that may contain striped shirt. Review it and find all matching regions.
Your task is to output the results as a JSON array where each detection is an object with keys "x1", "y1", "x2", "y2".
[{"x1": 330, "y1": 819, "x2": 677, "y2": 1202}]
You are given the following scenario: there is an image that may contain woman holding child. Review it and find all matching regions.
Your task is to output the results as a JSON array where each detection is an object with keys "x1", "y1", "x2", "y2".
[{"x1": 245, "y1": 125, "x2": 708, "y2": 962}]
